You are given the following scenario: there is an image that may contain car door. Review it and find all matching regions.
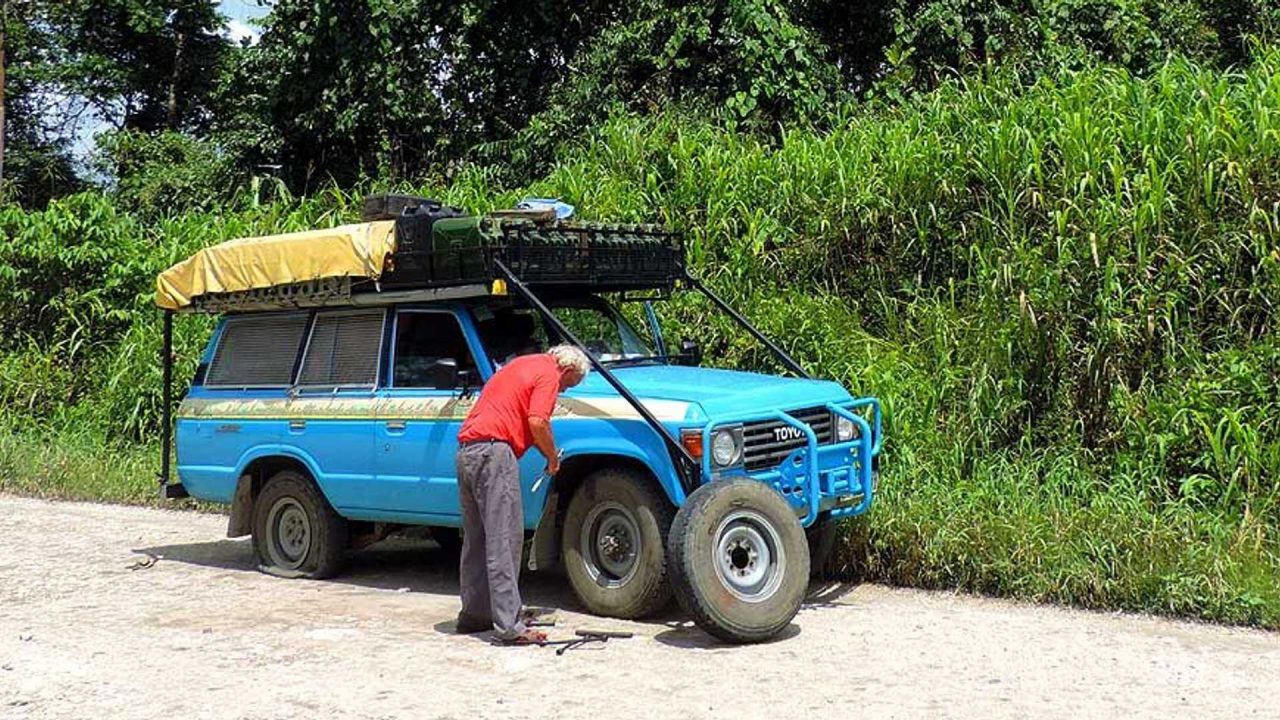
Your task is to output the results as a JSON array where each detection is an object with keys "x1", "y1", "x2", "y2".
[
  {"x1": 285, "y1": 308, "x2": 385, "y2": 512},
  {"x1": 371, "y1": 307, "x2": 487, "y2": 520}
]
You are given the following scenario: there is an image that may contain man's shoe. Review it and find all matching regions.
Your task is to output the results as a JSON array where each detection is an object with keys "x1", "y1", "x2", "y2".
[{"x1": 455, "y1": 612, "x2": 493, "y2": 634}]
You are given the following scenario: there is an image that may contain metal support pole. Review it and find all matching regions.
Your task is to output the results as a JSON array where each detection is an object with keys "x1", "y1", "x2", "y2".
[
  {"x1": 684, "y1": 274, "x2": 812, "y2": 379},
  {"x1": 493, "y1": 260, "x2": 701, "y2": 495},
  {"x1": 159, "y1": 310, "x2": 174, "y2": 494}
]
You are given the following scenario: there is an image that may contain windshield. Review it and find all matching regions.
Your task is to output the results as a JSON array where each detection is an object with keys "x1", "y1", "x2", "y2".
[
  {"x1": 472, "y1": 295, "x2": 658, "y2": 367},
  {"x1": 549, "y1": 298, "x2": 654, "y2": 362}
]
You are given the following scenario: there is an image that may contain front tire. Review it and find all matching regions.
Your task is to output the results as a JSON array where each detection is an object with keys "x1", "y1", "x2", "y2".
[
  {"x1": 562, "y1": 467, "x2": 674, "y2": 619},
  {"x1": 252, "y1": 470, "x2": 348, "y2": 579},
  {"x1": 669, "y1": 478, "x2": 809, "y2": 643}
]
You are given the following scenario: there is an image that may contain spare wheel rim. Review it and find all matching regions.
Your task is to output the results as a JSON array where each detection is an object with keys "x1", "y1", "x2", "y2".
[{"x1": 713, "y1": 510, "x2": 785, "y2": 603}]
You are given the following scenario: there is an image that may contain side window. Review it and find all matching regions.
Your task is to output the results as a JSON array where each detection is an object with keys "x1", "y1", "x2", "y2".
[
  {"x1": 393, "y1": 312, "x2": 478, "y2": 389},
  {"x1": 298, "y1": 310, "x2": 385, "y2": 387},
  {"x1": 206, "y1": 313, "x2": 309, "y2": 387},
  {"x1": 475, "y1": 307, "x2": 546, "y2": 368}
]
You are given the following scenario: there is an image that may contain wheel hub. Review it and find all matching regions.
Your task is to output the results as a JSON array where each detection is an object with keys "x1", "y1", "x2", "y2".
[
  {"x1": 713, "y1": 511, "x2": 785, "y2": 603},
  {"x1": 266, "y1": 497, "x2": 311, "y2": 570},
  {"x1": 580, "y1": 502, "x2": 641, "y2": 587}
]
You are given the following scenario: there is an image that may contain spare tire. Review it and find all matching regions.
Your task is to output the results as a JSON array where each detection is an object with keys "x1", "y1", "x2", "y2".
[{"x1": 668, "y1": 478, "x2": 809, "y2": 643}]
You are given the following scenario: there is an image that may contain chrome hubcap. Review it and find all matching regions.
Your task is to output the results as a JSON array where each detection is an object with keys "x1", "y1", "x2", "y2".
[
  {"x1": 713, "y1": 510, "x2": 785, "y2": 603},
  {"x1": 580, "y1": 502, "x2": 641, "y2": 587},
  {"x1": 267, "y1": 497, "x2": 311, "y2": 570}
]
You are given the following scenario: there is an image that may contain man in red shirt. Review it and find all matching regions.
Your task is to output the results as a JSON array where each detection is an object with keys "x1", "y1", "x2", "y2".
[{"x1": 454, "y1": 344, "x2": 590, "y2": 643}]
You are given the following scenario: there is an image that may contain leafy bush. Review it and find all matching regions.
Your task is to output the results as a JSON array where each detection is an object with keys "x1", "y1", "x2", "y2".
[{"x1": 95, "y1": 131, "x2": 245, "y2": 216}]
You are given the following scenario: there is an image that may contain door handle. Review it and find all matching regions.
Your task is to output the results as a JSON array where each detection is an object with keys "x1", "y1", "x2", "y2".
[
  {"x1": 385, "y1": 420, "x2": 407, "y2": 431},
  {"x1": 288, "y1": 420, "x2": 306, "y2": 431}
]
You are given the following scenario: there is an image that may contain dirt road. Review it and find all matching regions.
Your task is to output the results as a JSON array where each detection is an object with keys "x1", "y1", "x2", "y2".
[{"x1": 1, "y1": 494, "x2": 1276, "y2": 719}]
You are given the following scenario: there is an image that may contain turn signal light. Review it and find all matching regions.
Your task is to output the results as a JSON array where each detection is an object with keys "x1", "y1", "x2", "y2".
[{"x1": 680, "y1": 429, "x2": 704, "y2": 461}]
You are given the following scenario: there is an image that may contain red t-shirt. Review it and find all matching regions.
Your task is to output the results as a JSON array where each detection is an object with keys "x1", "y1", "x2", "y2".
[{"x1": 457, "y1": 354, "x2": 561, "y2": 458}]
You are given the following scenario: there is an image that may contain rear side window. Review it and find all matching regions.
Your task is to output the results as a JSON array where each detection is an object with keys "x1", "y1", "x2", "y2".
[
  {"x1": 206, "y1": 314, "x2": 309, "y2": 387},
  {"x1": 298, "y1": 310, "x2": 386, "y2": 387}
]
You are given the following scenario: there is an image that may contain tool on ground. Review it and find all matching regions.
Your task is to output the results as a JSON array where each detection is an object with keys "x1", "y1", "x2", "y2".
[
  {"x1": 127, "y1": 553, "x2": 160, "y2": 571},
  {"x1": 543, "y1": 629, "x2": 634, "y2": 655}
]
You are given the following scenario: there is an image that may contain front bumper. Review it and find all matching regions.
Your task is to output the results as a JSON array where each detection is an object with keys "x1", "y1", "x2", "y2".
[{"x1": 699, "y1": 399, "x2": 883, "y2": 528}]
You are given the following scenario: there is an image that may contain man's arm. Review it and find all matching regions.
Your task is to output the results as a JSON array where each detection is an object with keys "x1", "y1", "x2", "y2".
[
  {"x1": 529, "y1": 417, "x2": 560, "y2": 476},
  {"x1": 528, "y1": 369, "x2": 562, "y2": 475}
]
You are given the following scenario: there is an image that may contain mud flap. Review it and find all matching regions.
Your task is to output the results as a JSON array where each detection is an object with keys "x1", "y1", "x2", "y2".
[
  {"x1": 527, "y1": 490, "x2": 560, "y2": 571},
  {"x1": 226, "y1": 475, "x2": 253, "y2": 538}
]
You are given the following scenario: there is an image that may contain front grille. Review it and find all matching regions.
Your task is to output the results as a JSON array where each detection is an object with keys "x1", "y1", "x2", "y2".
[{"x1": 742, "y1": 406, "x2": 834, "y2": 471}]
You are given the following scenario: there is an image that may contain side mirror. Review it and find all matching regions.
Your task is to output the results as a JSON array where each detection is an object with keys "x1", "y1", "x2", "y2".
[{"x1": 679, "y1": 339, "x2": 702, "y2": 367}]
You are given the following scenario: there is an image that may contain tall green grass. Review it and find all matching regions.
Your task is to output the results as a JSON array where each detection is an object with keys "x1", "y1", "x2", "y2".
[{"x1": 2, "y1": 49, "x2": 1278, "y2": 626}]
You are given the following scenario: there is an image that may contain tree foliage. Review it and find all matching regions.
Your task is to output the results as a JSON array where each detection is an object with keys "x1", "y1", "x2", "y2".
[
  {"x1": 2, "y1": 0, "x2": 227, "y2": 206},
  {"x1": 3, "y1": 0, "x2": 1279, "y2": 205}
]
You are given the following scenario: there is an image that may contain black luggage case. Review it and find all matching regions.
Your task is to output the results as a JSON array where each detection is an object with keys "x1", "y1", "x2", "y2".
[{"x1": 362, "y1": 193, "x2": 463, "y2": 222}]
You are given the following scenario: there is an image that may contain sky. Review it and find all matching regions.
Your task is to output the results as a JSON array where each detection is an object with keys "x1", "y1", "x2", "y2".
[{"x1": 220, "y1": 0, "x2": 271, "y2": 45}]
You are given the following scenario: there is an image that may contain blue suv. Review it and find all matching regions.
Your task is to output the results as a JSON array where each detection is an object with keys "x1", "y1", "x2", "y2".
[{"x1": 157, "y1": 207, "x2": 882, "y2": 643}]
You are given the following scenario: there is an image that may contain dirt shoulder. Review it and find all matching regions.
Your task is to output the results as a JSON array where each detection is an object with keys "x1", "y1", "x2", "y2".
[{"x1": 1, "y1": 494, "x2": 1276, "y2": 719}]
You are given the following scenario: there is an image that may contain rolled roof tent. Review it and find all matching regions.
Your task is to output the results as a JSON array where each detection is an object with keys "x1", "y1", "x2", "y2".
[{"x1": 154, "y1": 220, "x2": 398, "y2": 310}]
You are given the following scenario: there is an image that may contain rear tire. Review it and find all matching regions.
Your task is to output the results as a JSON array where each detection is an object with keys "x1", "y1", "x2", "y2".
[
  {"x1": 252, "y1": 470, "x2": 348, "y2": 579},
  {"x1": 562, "y1": 467, "x2": 674, "y2": 619},
  {"x1": 669, "y1": 478, "x2": 809, "y2": 643}
]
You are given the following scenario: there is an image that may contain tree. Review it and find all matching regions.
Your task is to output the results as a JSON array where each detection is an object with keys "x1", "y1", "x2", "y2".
[
  {"x1": 1, "y1": 0, "x2": 227, "y2": 206},
  {"x1": 1, "y1": 0, "x2": 82, "y2": 206},
  {"x1": 227, "y1": 0, "x2": 621, "y2": 191},
  {"x1": 45, "y1": 0, "x2": 228, "y2": 132}
]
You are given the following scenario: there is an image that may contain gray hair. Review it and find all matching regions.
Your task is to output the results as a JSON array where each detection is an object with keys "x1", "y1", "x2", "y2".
[{"x1": 548, "y1": 344, "x2": 591, "y2": 377}]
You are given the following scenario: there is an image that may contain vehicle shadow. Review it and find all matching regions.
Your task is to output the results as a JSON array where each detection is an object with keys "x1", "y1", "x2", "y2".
[
  {"x1": 133, "y1": 534, "x2": 581, "y2": 612},
  {"x1": 134, "y1": 536, "x2": 861, "y2": 644}
]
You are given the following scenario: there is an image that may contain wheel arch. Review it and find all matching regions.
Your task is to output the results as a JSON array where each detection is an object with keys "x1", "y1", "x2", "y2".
[
  {"x1": 227, "y1": 448, "x2": 323, "y2": 538},
  {"x1": 553, "y1": 452, "x2": 672, "y2": 507},
  {"x1": 527, "y1": 451, "x2": 674, "y2": 573}
]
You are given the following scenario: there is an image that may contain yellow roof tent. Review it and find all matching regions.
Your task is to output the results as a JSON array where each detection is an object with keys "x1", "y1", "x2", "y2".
[{"x1": 154, "y1": 221, "x2": 397, "y2": 311}]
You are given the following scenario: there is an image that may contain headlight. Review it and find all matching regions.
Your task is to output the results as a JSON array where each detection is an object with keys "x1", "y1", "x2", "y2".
[
  {"x1": 711, "y1": 428, "x2": 742, "y2": 467},
  {"x1": 835, "y1": 414, "x2": 856, "y2": 442}
]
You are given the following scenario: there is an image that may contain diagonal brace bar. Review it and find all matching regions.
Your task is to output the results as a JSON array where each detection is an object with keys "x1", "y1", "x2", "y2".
[{"x1": 493, "y1": 259, "x2": 702, "y2": 496}]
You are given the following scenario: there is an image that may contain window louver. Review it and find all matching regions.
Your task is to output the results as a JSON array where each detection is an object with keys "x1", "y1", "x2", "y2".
[
  {"x1": 299, "y1": 310, "x2": 385, "y2": 387},
  {"x1": 206, "y1": 314, "x2": 310, "y2": 387}
]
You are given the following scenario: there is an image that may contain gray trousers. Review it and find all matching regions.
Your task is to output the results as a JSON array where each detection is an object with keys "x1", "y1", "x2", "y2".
[{"x1": 456, "y1": 441, "x2": 526, "y2": 639}]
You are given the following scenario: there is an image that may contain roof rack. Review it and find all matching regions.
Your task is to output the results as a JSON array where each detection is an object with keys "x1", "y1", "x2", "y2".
[
  {"x1": 379, "y1": 217, "x2": 683, "y2": 294},
  {"x1": 156, "y1": 216, "x2": 684, "y2": 314}
]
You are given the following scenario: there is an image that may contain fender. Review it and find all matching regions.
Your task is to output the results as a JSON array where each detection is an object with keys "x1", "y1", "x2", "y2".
[
  {"x1": 233, "y1": 444, "x2": 327, "y2": 487},
  {"x1": 556, "y1": 425, "x2": 686, "y2": 506},
  {"x1": 225, "y1": 445, "x2": 330, "y2": 538}
]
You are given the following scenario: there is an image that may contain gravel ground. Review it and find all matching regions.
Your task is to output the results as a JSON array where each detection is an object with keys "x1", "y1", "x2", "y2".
[{"x1": 1, "y1": 493, "x2": 1277, "y2": 719}]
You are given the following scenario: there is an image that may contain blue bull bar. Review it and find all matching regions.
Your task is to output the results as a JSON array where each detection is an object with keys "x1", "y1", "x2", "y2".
[{"x1": 701, "y1": 398, "x2": 883, "y2": 528}]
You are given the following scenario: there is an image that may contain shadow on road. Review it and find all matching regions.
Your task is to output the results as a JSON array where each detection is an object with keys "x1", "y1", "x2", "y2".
[
  {"x1": 135, "y1": 534, "x2": 581, "y2": 612},
  {"x1": 135, "y1": 534, "x2": 861, "y2": 641}
]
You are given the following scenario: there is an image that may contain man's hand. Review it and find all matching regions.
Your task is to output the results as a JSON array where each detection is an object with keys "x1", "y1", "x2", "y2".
[{"x1": 529, "y1": 416, "x2": 560, "y2": 476}]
